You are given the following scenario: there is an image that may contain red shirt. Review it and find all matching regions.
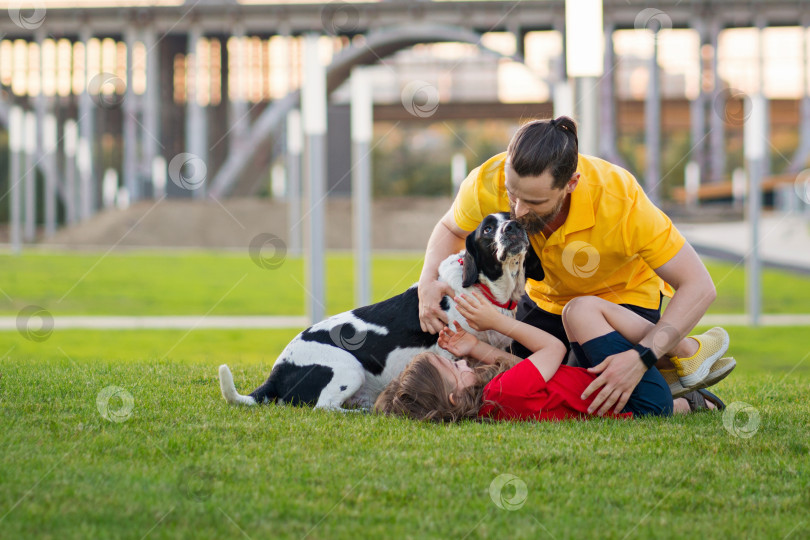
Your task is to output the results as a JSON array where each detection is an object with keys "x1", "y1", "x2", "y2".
[{"x1": 478, "y1": 359, "x2": 632, "y2": 421}]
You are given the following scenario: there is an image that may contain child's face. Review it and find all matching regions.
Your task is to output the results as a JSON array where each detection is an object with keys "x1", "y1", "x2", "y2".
[{"x1": 426, "y1": 353, "x2": 477, "y2": 394}]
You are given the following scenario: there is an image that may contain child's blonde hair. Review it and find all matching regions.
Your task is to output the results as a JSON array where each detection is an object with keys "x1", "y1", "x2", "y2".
[{"x1": 374, "y1": 352, "x2": 515, "y2": 422}]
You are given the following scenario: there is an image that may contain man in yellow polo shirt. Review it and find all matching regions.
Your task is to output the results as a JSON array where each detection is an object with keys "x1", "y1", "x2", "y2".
[{"x1": 418, "y1": 116, "x2": 730, "y2": 416}]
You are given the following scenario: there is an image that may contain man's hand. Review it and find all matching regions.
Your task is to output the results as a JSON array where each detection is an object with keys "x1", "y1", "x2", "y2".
[
  {"x1": 418, "y1": 279, "x2": 457, "y2": 334},
  {"x1": 581, "y1": 349, "x2": 648, "y2": 416}
]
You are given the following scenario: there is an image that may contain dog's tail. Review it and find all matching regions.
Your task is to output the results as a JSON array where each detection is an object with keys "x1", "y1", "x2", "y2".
[{"x1": 218, "y1": 364, "x2": 258, "y2": 406}]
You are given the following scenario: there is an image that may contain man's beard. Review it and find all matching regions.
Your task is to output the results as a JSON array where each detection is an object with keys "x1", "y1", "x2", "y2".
[{"x1": 509, "y1": 195, "x2": 565, "y2": 236}]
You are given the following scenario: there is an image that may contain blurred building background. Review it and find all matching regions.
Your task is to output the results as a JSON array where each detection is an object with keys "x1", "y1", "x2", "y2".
[{"x1": 0, "y1": 0, "x2": 809, "y2": 250}]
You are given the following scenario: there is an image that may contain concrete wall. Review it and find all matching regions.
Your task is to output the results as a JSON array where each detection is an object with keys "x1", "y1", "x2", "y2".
[{"x1": 39, "y1": 197, "x2": 453, "y2": 251}]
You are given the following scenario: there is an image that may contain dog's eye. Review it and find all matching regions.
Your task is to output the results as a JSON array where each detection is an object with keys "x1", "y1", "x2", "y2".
[{"x1": 483, "y1": 226, "x2": 493, "y2": 234}]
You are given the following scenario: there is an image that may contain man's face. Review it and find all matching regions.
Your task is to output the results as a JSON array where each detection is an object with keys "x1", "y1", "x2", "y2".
[{"x1": 504, "y1": 162, "x2": 575, "y2": 235}]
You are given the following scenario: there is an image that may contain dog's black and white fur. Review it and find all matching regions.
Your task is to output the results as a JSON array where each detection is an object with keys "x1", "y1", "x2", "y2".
[{"x1": 218, "y1": 212, "x2": 544, "y2": 410}]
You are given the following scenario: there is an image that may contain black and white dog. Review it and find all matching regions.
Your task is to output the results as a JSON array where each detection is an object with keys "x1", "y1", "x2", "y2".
[{"x1": 218, "y1": 212, "x2": 543, "y2": 410}]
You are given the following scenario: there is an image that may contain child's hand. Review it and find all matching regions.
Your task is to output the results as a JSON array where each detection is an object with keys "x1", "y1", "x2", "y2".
[
  {"x1": 454, "y1": 291, "x2": 502, "y2": 332},
  {"x1": 438, "y1": 322, "x2": 479, "y2": 357}
]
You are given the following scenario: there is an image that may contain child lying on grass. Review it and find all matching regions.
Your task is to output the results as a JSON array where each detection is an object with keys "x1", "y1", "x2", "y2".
[{"x1": 374, "y1": 293, "x2": 731, "y2": 422}]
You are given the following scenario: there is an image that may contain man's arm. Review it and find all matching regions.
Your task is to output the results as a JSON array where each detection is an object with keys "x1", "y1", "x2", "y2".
[
  {"x1": 417, "y1": 209, "x2": 469, "y2": 334},
  {"x1": 639, "y1": 242, "x2": 717, "y2": 356},
  {"x1": 581, "y1": 243, "x2": 717, "y2": 415}
]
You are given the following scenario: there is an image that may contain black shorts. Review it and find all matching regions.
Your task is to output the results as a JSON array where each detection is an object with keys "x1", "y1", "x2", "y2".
[
  {"x1": 509, "y1": 293, "x2": 663, "y2": 362},
  {"x1": 571, "y1": 330, "x2": 673, "y2": 416}
]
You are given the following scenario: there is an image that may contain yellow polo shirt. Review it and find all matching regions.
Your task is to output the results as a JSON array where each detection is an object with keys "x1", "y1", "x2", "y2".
[{"x1": 452, "y1": 152, "x2": 685, "y2": 315}]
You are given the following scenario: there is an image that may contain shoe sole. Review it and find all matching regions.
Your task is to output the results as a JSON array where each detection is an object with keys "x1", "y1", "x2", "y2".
[
  {"x1": 670, "y1": 358, "x2": 736, "y2": 399},
  {"x1": 701, "y1": 358, "x2": 736, "y2": 388},
  {"x1": 679, "y1": 328, "x2": 730, "y2": 387},
  {"x1": 669, "y1": 381, "x2": 690, "y2": 398}
]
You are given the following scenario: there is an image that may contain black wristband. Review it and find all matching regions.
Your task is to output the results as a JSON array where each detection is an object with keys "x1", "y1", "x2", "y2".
[{"x1": 633, "y1": 344, "x2": 658, "y2": 370}]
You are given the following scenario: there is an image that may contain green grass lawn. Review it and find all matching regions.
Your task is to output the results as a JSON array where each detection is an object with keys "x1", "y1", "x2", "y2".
[
  {"x1": 1, "y1": 251, "x2": 809, "y2": 538},
  {"x1": 0, "y1": 251, "x2": 427, "y2": 317},
  {"x1": 1, "y1": 327, "x2": 808, "y2": 539},
  {"x1": 1, "y1": 250, "x2": 809, "y2": 316}
]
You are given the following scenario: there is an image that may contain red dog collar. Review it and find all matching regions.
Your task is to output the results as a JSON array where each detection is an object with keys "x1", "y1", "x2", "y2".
[{"x1": 457, "y1": 257, "x2": 518, "y2": 310}]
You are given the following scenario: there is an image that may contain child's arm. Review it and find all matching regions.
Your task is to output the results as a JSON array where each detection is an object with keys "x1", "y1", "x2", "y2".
[
  {"x1": 454, "y1": 292, "x2": 567, "y2": 381},
  {"x1": 438, "y1": 323, "x2": 522, "y2": 366}
]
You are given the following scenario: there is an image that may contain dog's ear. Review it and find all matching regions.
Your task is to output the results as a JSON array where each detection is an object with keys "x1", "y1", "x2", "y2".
[
  {"x1": 524, "y1": 246, "x2": 545, "y2": 282},
  {"x1": 461, "y1": 232, "x2": 479, "y2": 288}
]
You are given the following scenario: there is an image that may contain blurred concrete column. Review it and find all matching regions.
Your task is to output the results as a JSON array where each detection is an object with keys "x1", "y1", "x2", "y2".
[
  {"x1": 598, "y1": 22, "x2": 624, "y2": 166},
  {"x1": 564, "y1": 0, "x2": 603, "y2": 156},
  {"x1": 63, "y1": 119, "x2": 78, "y2": 224},
  {"x1": 185, "y1": 22, "x2": 208, "y2": 199},
  {"x1": 708, "y1": 18, "x2": 725, "y2": 183},
  {"x1": 23, "y1": 111, "x2": 36, "y2": 242},
  {"x1": 35, "y1": 28, "x2": 57, "y2": 238},
  {"x1": 451, "y1": 153, "x2": 466, "y2": 193},
  {"x1": 228, "y1": 23, "x2": 249, "y2": 156},
  {"x1": 645, "y1": 30, "x2": 661, "y2": 206},
  {"x1": 553, "y1": 81, "x2": 574, "y2": 118},
  {"x1": 690, "y1": 20, "x2": 708, "y2": 183},
  {"x1": 351, "y1": 67, "x2": 373, "y2": 308},
  {"x1": 34, "y1": 34, "x2": 45, "y2": 165},
  {"x1": 732, "y1": 167, "x2": 746, "y2": 209},
  {"x1": 151, "y1": 156, "x2": 167, "y2": 199},
  {"x1": 577, "y1": 78, "x2": 599, "y2": 156},
  {"x1": 507, "y1": 19, "x2": 524, "y2": 59},
  {"x1": 684, "y1": 161, "x2": 700, "y2": 209},
  {"x1": 270, "y1": 163, "x2": 285, "y2": 199},
  {"x1": 756, "y1": 18, "x2": 770, "y2": 178},
  {"x1": 302, "y1": 34, "x2": 327, "y2": 323},
  {"x1": 8, "y1": 106, "x2": 23, "y2": 254},
  {"x1": 43, "y1": 114, "x2": 57, "y2": 237},
  {"x1": 286, "y1": 109, "x2": 303, "y2": 256},
  {"x1": 79, "y1": 25, "x2": 96, "y2": 218},
  {"x1": 123, "y1": 24, "x2": 140, "y2": 202},
  {"x1": 745, "y1": 19, "x2": 768, "y2": 327},
  {"x1": 745, "y1": 94, "x2": 767, "y2": 327},
  {"x1": 788, "y1": 19, "x2": 810, "y2": 174},
  {"x1": 77, "y1": 136, "x2": 93, "y2": 220},
  {"x1": 142, "y1": 23, "x2": 162, "y2": 197},
  {"x1": 102, "y1": 168, "x2": 119, "y2": 209},
  {"x1": 552, "y1": 17, "x2": 573, "y2": 118}
]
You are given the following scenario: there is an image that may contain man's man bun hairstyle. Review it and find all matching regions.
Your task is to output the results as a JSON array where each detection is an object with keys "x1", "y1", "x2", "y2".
[{"x1": 506, "y1": 116, "x2": 579, "y2": 189}]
